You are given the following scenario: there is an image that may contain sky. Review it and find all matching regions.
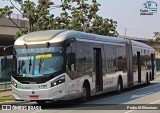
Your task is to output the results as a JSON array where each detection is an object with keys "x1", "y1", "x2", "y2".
[{"x1": 0, "y1": 0, "x2": 160, "y2": 39}]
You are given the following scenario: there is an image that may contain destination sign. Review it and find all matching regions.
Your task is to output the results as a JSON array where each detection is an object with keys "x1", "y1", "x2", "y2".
[{"x1": 36, "y1": 54, "x2": 52, "y2": 59}]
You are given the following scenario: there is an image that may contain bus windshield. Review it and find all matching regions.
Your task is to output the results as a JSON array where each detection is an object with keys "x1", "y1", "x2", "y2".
[
  {"x1": 17, "y1": 55, "x2": 64, "y2": 77},
  {"x1": 17, "y1": 56, "x2": 34, "y2": 77},
  {"x1": 34, "y1": 54, "x2": 64, "y2": 75},
  {"x1": 15, "y1": 47, "x2": 64, "y2": 77}
]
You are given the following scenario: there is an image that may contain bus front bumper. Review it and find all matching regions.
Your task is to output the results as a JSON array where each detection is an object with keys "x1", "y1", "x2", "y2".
[{"x1": 12, "y1": 85, "x2": 67, "y2": 101}]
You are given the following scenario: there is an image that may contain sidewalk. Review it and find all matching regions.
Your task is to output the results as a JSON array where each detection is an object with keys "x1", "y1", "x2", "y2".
[{"x1": 156, "y1": 71, "x2": 160, "y2": 76}]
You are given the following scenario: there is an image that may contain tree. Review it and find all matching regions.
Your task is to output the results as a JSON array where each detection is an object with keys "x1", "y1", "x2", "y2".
[
  {"x1": 59, "y1": 0, "x2": 119, "y2": 36},
  {"x1": 154, "y1": 32, "x2": 160, "y2": 42},
  {"x1": 147, "y1": 39, "x2": 155, "y2": 45},
  {"x1": 0, "y1": 6, "x2": 13, "y2": 18},
  {"x1": 147, "y1": 32, "x2": 160, "y2": 45},
  {"x1": 8, "y1": 0, "x2": 56, "y2": 38},
  {"x1": 0, "y1": 0, "x2": 119, "y2": 39}
]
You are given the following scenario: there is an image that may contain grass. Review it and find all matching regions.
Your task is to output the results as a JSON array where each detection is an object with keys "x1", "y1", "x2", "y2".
[
  {"x1": 0, "y1": 89, "x2": 11, "y2": 93},
  {"x1": 0, "y1": 95, "x2": 13, "y2": 102}
]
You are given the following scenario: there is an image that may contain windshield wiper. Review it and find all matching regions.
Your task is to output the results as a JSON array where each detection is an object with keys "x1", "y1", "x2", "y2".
[
  {"x1": 18, "y1": 60, "x2": 26, "y2": 75},
  {"x1": 18, "y1": 60, "x2": 21, "y2": 74},
  {"x1": 39, "y1": 58, "x2": 43, "y2": 73},
  {"x1": 28, "y1": 58, "x2": 32, "y2": 73}
]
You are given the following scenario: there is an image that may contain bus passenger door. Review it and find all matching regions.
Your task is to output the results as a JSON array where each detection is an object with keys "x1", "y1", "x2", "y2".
[
  {"x1": 94, "y1": 48, "x2": 103, "y2": 92},
  {"x1": 137, "y1": 52, "x2": 141, "y2": 83}
]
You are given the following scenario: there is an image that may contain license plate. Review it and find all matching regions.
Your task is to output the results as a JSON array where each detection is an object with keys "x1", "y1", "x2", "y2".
[{"x1": 29, "y1": 95, "x2": 39, "y2": 100}]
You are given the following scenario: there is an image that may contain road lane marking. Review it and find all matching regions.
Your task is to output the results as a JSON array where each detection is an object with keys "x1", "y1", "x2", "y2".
[
  {"x1": 124, "y1": 99, "x2": 160, "y2": 113},
  {"x1": 124, "y1": 82, "x2": 160, "y2": 113},
  {"x1": 130, "y1": 92, "x2": 153, "y2": 99},
  {"x1": 150, "y1": 99, "x2": 160, "y2": 104}
]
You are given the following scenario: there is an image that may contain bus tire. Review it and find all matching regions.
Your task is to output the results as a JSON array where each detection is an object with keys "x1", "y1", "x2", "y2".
[
  {"x1": 80, "y1": 82, "x2": 90, "y2": 102},
  {"x1": 117, "y1": 78, "x2": 123, "y2": 94},
  {"x1": 36, "y1": 100, "x2": 46, "y2": 104}
]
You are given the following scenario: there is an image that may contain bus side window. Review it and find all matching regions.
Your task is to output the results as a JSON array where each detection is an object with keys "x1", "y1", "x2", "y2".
[
  {"x1": 76, "y1": 42, "x2": 84, "y2": 77},
  {"x1": 66, "y1": 41, "x2": 85, "y2": 79},
  {"x1": 66, "y1": 43, "x2": 76, "y2": 71},
  {"x1": 66, "y1": 43, "x2": 77, "y2": 79},
  {"x1": 68, "y1": 53, "x2": 76, "y2": 71}
]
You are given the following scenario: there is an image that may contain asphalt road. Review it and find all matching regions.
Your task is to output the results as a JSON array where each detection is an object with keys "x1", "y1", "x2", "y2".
[{"x1": 1, "y1": 76, "x2": 160, "y2": 113}]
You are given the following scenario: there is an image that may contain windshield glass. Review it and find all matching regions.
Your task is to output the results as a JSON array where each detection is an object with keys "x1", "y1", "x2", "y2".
[
  {"x1": 34, "y1": 54, "x2": 64, "y2": 75},
  {"x1": 17, "y1": 56, "x2": 34, "y2": 77},
  {"x1": 15, "y1": 46, "x2": 64, "y2": 77}
]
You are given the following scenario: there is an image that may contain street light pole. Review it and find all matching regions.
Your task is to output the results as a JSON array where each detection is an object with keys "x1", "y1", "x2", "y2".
[{"x1": 125, "y1": 28, "x2": 127, "y2": 36}]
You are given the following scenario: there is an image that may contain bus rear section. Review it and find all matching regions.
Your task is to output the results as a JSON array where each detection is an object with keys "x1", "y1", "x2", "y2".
[{"x1": 131, "y1": 40, "x2": 156, "y2": 86}]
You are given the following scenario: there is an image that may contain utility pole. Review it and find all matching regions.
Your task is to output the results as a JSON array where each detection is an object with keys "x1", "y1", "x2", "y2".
[{"x1": 125, "y1": 28, "x2": 127, "y2": 36}]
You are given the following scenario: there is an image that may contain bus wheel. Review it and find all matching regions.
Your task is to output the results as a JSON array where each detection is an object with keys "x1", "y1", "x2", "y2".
[
  {"x1": 117, "y1": 78, "x2": 123, "y2": 93},
  {"x1": 36, "y1": 100, "x2": 46, "y2": 104},
  {"x1": 80, "y1": 83, "x2": 90, "y2": 102}
]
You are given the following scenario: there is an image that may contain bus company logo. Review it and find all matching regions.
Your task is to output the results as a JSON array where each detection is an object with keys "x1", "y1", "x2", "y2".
[
  {"x1": 2, "y1": 105, "x2": 12, "y2": 110},
  {"x1": 140, "y1": 1, "x2": 157, "y2": 15}
]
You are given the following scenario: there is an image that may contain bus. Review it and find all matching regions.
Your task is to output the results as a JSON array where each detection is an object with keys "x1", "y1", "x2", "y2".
[{"x1": 11, "y1": 30, "x2": 156, "y2": 103}]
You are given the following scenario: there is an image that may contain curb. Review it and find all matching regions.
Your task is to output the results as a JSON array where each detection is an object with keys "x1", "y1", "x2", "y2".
[
  {"x1": 0, "y1": 100, "x2": 14, "y2": 104},
  {"x1": 0, "y1": 100, "x2": 30, "y2": 105}
]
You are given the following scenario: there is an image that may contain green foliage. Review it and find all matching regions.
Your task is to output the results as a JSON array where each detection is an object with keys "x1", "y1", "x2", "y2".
[
  {"x1": 58, "y1": 0, "x2": 118, "y2": 36},
  {"x1": 0, "y1": 0, "x2": 119, "y2": 39},
  {"x1": 154, "y1": 32, "x2": 160, "y2": 42},
  {"x1": 34, "y1": 0, "x2": 55, "y2": 30},
  {"x1": 0, "y1": 6, "x2": 13, "y2": 17},
  {"x1": 147, "y1": 39, "x2": 155, "y2": 44},
  {"x1": 147, "y1": 32, "x2": 160, "y2": 45},
  {"x1": 14, "y1": 29, "x2": 29, "y2": 40},
  {"x1": 13, "y1": 0, "x2": 23, "y2": 4},
  {"x1": 21, "y1": 0, "x2": 36, "y2": 32}
]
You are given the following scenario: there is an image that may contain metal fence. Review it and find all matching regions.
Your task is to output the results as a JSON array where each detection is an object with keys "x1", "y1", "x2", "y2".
[
  {"x1": 156, "y1": 59, "x2": 160, "y2": 71},
  {"x1": 0, "y1": 55, "x2": 13, "y2": 90}
]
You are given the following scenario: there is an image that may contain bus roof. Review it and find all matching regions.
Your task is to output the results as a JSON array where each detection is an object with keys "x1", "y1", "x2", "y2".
[
  {"x1": 131, "y1": 40, "x2": 154, "y2": 50},
  {"x1": 14, "y1": 30, "x2": 127, "y2": 46}
]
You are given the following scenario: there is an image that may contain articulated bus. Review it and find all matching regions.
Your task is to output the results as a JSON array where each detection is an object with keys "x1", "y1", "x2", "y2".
[{"x1": 11, "y1": 30, "x2": 156, "y2": 103}]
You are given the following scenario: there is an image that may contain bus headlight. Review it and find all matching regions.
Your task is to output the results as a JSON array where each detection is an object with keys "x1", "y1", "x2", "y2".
[
  {"x1": 11, "y1": 81, "x2": 17, "y2": 88},
  {"x1": 51, "y1": 76, "x2": 65, "y2": 87}
]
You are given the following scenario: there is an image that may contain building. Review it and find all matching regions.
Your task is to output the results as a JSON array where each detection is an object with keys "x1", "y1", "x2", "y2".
[
  {"x1": 0, "y1": 14, "x2": 28, "y2": 83},
  {"x1": 0, "y1": 14, "x2": 28, "y2": 55}
]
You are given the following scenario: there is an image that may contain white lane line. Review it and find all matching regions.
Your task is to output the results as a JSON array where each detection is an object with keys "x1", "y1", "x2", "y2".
[
  {"x1": 125, "y1": 83, "x2": 160, "y2": 113},
  {"x1": 130, "y1": 92, "x2": 153, "y2": 99},
  {"x1": 124, "y1": 99, "x2": 160, "y2": 113},
  {"x1": 150, "y1": 99, "x2": 160, "y2": 104}
]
